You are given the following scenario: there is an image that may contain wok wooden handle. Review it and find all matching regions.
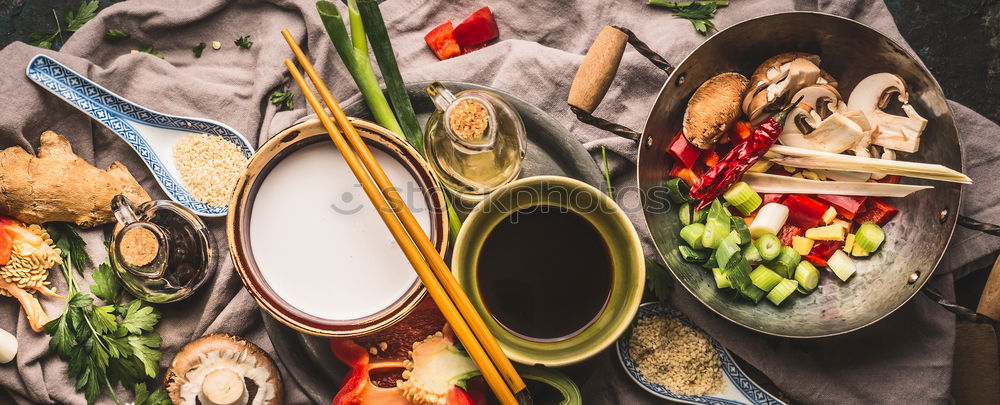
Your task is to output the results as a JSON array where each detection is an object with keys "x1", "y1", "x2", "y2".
[
  {"x1": 976, "y1": 253, "x2": 1000, "y2": 320},
  {"x1": 567, "y1": 26, "x2": 628, "y2": 114}
]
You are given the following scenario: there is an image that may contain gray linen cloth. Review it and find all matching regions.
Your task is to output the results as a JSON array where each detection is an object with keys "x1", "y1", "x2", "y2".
[{"x1": 1, "y1": 0, "x2": 998, "y2": 404}]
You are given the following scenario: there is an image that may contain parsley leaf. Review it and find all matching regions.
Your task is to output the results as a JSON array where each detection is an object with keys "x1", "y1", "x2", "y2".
[
  {"x1": 192, "y1": 42, "x2": 206, "y2": 58},
  {"x1": 235, "y1": 35, "x2": 253, "y2": 49},
  {"x1": 134, "y1": 382, "x2": 172, "y2": 405},
  {"x1": 90, "y1": 305, "x2": 118, "y2": 334},
  {"x1": 128, "y1": 333, "x2": 162, "y2": 378},
  {"x1": 648, "y1": 0, "x2": 728, "y2": 35},
  {"x1": 90, "y1": 262, "x2": 121, "y2": 304},
  {"x1": 29, "y1": 1, "x2": 102, "y2": 49},
  {"x1": 47, "y1": 222, "x2": 89, "y2": 276},
  {"x1": 65, "y1": 0, "x2": 100, "y2": 32},
  {"x1": 270, "y1": 86, "x2": 294, "y2": 110},
  {"x1": 121, "y1": 300, "x2": 160, "y2": 334},
  {"x1": 104, "y1": 29, "x2": 130, "y2": 42},
  {"x1": 44, "y1": 312, "x2": 75, "y2": 356},
  {"x1": 645, "y1": 258, "x2": 674, "y2": 301},
  {"x1": 138, "y1": 45, "x2": 164, "y2": 59}
]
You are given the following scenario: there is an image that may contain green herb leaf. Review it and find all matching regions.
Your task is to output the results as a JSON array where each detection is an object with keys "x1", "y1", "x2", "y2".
[
  {"x1": 30, "y1": 31, "x2": 58, "y2": 49},
  {"x1": 235, "y1": 35, "x2": 253, "y2": 49},
  {"x1": 648, "y1": 0, "x2": 727, "y2": 35},
  {"x1": 47, "y1": 222, "x2": 89, "y2": 276},
  {"x1": 138, "y1": 45, "x2": 164, "y2": 59},
  {"x1": 68, "y1": 291, "x2": 94, "y2": 308},
  {"x1": 104, "y1": 29, "x2": 130, "y2": 42},
  {"x1": 90, "y1": 305, "x2": 118, "y2": 334},
  {"x1": 121, "y1": 301, "x2": 160, "y2": 335},
  {"x1": 134, "y1": 383, "x2": 172, "y2": 405},
  {"x1": 192, "y1": 41, "x2": 206, "y2": 58},
  {"x1": 128, "y1": 333, "x2": 163, "y2": 378},
  {"x1": 90, "y1": 262, "x2": 121, "y2": 304},
  {"x1": 269, "y1": 86, "x2": 294, "y2": 110},
  {"x1": 645, "y1": 258, "x2": 674, "y2": 301},
  {"x1": 65, "y1": 0, "x2": 100, "y2": 31},
  {"x1": 44, "y1": 313, "x2": 75, "y2": 356}
]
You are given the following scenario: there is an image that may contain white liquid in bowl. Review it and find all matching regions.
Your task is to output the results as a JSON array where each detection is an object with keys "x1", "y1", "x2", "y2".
[{"x1": 248, "y1": 141, "x2": 429, "y2": 320}]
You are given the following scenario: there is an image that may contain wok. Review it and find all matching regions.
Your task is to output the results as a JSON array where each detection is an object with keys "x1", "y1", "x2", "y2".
[{"x1": 569, "y1": 12, "x2": 963, "y2": 337}]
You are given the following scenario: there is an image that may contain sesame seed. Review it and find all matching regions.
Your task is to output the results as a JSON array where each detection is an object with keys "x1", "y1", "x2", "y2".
[
  {"x1": 628, "y1": 313, "x2": 724, "y2": 396},
  {"x1": 173, "y1": 134, "x2": 248, "y2": 207}
]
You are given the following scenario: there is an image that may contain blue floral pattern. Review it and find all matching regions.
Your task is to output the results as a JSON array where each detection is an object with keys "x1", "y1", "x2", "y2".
[
  {"x1": 618, "y1": 302, "x2": 785, "y2": 405},
  {"x1": 25, "y1": 54, "x2": 254, "y2": 217}
]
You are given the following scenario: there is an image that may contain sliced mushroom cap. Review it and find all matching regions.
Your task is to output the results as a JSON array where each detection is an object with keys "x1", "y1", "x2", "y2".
[
  {"x1": 790, "y1": 84, "x2": 844, "y2": 119},
  {"x1": 165, "y1": 334, "x2": 283, "y2": 405},
  {"x1": 682, "y1": 72, "x2": 750, "y2": 149},
  {"x1": 817, "y1": 70, "x2": 839, "y2": 88},
  {"x1": 748, "y1": 52, "x2": 821, "y2": 86},
  {"x1": 744, "y1": 58, "x2": 821, "y2": 125},
  {"x1": 848, "y1": 73, "x2": 926, "y2": 153},
  {"x1": 846, "y1": 73, "x2": 908, "y2": 123},
  {"x1": 870, "y1": 105, "x2": 927, "y2": 153},
  {"x1": 779, "y1": 112, "x2": 864, "y2": 153}
]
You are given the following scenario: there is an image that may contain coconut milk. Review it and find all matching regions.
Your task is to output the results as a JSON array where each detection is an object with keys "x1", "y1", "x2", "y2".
[{"x1": 249, "y1": 142, "x2": 429, "y2": 320}]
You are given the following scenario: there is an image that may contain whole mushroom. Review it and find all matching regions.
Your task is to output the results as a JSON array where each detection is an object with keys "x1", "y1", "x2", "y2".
[
  {"x1": 165, "y1": 334, "x2": 283, "y2": 405},
  {"x1": 682, "y1": 72, "x2": 750, "y2": 149},
  {"x1": 847, "y1": 73, "x2": 927, "y2": 153}
]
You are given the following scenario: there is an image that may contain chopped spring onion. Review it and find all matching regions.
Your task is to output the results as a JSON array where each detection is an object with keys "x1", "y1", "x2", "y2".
[
  {"x1": 749, "y1": 265, "x2": 783, "y2": 291},
  {"x1": 827, "y1": 250, "x2": 856, "y2": 281},
  {"x1": 730, "y1": 217, "x2": 752, "y2": 245},
  {"x1": 770, "y1": 246, "x2": 801, "y2": 278},
  {"x1": 702, "y1": 249, "x2": 718, "y2": 269},
  {"x1": 755, "y1": 233, "x2": 782, "y2": 262},
  {"x1": 702, "y1": 219, "x2": 729, "y2": 250},
  {"x1": 664, "y1": 178, "x2": 690, "y2": 204},
  {"x1": 749, "y1": 203, "x2": 788, "y2": 238},
  {"x1": 822, "y1": 206, "x2": 837, "y2": 224},
  {"x1": 764, "y1": 144, "x2": 972, "y2": 184},
  {"x1": 680, "y1": 223, "x2": 706, "y2": 249},
  {"x1": 679, "y1": 245, "x2": 710, "y2": 263},
  {"x1": 854, "y1": 222, "x2": 885, "y2": 252},
  {"x1": 794, "y1": 261, "x2": 820, "y2": 293},
  {"x1": 743, "y1": 285, "x2": 767, "y2": 304},
  {"x1": 716, "y1": 238, "x2": 742, "y2": 271},
  {"x1": 792, "y1": 236, "x2": 814, "y2": 256},
  {"x1": 722, "y1": 182, "x2": 762, "y2": 215},
  {"x1": 743, "y1": 172, "x2": 932, "y2": 197},
  {"x1": 805, "y1": 224, "x2": 846, "y2": 241},
  {"x1": 743, "y1": 243, "x2": 763, "y2": 265},
  {"x1": 713, "y1": 268, "x2": 730, "y2": 289},
  {"x1": 678, "y1": 202, "x2": 707, "y2": 226},
  {"x1": 766, "y1": 279, "x2": 799, "y2": 306}
]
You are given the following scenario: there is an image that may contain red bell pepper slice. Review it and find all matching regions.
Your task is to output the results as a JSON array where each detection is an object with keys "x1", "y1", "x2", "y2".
[
  {"x1": 700, "y1": 149, "x2": 720, "y2": 167},
  {"x1": 809, "y1": 240, "x2": 845, "y2": 260},
  {"x1": 425, "y1": 21, "x2": 462, "y2": 60},
  {"x1": 854, "y1": 198, "x2": 899, "y2": 226},
  {"x1": 879, "y1": 175, "x2": 902, "y2": 184},
  {"x1": 816, "y1": 195, "x2": 867, "y2": 221},
  {"x1": 668, "y1": 131, "x2": 701, "y2": 168},
  {"x1": 802, "y1": 254, "x2": 828, "y2": 267},
  {"x1": 452, "y1": 7, "x2": 500, "y2": 47},
  {"x1": 777, "y1": 224, "x2": 804, "y2": 247},
  {"x1": 782, "y1": 195, "x2": 830, "y2": 229},
  {"x1": 761, "y1": 193, "x2": 786, "y2": 206},
  {"x1": 460, "y1": 41, "x2": 490, "y2": 54}
]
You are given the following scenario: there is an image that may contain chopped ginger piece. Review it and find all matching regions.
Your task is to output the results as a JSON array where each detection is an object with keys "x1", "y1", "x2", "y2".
[
  {"x1": 792, "y1": 236, "x2": 814, "y2": 256},
  {"x1": 844, "y1": 233, "x2": 856, "y2": 253},
  {"x1": 805, "y1": 224, "x2": 846, "y2": 241},
  {"x1": 852, "y1": 242, "x2": 870, "y2": 257},
  {"x1": 822, "y1": 206, "x2": 838, "y2": 224}
]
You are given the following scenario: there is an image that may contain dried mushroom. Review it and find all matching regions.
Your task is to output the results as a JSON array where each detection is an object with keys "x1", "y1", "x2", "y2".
[
  {"x1": 682, "y1": 72, "x2": 750, "y2": 149},
  {"x1": 165, "y1": 334, "x2": 283, "y2": 405}
]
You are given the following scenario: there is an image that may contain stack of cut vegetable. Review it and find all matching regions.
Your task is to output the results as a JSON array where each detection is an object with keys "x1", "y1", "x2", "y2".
[{"x1": 668, "y1": 178, "x2": 888, "y2": 306}]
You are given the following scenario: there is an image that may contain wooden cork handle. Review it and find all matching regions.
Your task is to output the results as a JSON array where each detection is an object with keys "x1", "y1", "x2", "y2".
[
  {"x1": 976, "y1": 253, "x2": 1000, "y2": 320},
  {"x1": 567, "y1": 26, "x2": 629, "y2": 114}
]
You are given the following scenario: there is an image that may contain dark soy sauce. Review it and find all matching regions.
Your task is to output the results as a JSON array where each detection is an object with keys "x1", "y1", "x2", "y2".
[{"x1": 476, "y1": 207, "x2": 613, "y2": 341}]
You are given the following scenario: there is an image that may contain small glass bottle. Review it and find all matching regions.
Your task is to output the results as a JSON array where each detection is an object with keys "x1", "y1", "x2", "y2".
[
  {"x1": 109, "y1": 195, "x2": 216, "y2": 303},
  {"x1": 424, "y1": 82, "x2": 526, "y2": 201}
]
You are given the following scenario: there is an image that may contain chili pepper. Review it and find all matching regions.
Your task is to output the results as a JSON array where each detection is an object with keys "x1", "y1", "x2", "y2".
[
  {"x1": 668, "y1": 130, "x2": 701, "y2": 168},
  {"x1": 854, "y1": 198, "x2": 899, "y2": 226},
  {"x1": 761, "y1": 193, "x2": 786, "y2": 206},
  {"x1": 691, "y1": 99, "x2": 802, "y2": 209},
  {"x1": 425, "y1": 21, "x2": 462, "y2": 60},
  {"x1": 783, "y1": 195, "x2": 830, "y2": 229}
]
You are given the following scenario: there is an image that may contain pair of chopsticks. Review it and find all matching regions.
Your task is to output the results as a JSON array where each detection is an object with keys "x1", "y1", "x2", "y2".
[{"x1": 279, "y1": 29, "x2": 530, "y2": 405}]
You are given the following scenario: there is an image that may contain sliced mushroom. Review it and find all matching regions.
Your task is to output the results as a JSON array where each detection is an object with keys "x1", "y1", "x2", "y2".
[
  {"x1": 165, "y1": 334, "x2": 283, "y2": 405},
  {"x1": 847, "y1": 73, "x2": 927, "y2": 153},
  {"x1": 743, "y1": 58, "x2": 822, "y2": 125},
  {"x1": 779, "y1": 111, "x2": 864, "y2": 153},
  {"x1": 748, "y1": 52, "x2": 821, "y2": 86},
  {"x1": 682, "y1": 72, "x2": 750, "y2": 149},
  {"x1": 790, "y1": 84, "x2": 844, "y2": 120}
]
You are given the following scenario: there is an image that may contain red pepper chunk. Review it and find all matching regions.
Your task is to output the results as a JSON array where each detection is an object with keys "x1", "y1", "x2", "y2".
[
  {"x1": 700, "y1": 148, "x2": 720, "y2": 167},
  {"x1": 809, "y1": 240, "x2": 845, "y2": 260},
  {"x1": 802, "y1": 254, "x2": 828, "y2": 267},
  {"x1": 782, "y1": 195, "x2": 830, "y2": 229},
  {"x1": 669, "y1": 164, "x2": 700, "y2": 187},
  {"x1": 816, "y1": 195, "x2": 867, "y2": 221},
  {"x1": 761, "y1": 193, "x2": 786, "y2": 206},
  {"x1": 777, "y1": 224, "x2": 804, "y2": 247},
  {"x1": 453, "y1": 7, "x2": 500, "y2": 47},
  {"x1": 668, "y1": 131, "x2": 701, "y2": 168},
  {"x1": 425, "y1": 21, "x2": 462, "y2": 60},
  {"x1": 854, "y1": 198, "x2": 899, "y2": 226},
  {"x1": 728, "y1": 120, "x2": 752, "y2": 145}
]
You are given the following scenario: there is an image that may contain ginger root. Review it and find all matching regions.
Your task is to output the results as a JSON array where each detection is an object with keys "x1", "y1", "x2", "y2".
[{"x1": 0, "y1": 131, "x2": 150, "y2": 228}]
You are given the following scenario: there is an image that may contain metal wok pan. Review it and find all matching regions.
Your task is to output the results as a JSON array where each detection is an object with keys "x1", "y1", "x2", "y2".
[{"x1": 569, "y1": 12, "x2": 963, "y2": 337}]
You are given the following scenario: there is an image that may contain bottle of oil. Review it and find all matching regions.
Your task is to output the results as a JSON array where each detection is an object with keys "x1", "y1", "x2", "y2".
[{"x1": 424, "y1": 82, "x2": 526, "y2": 201}]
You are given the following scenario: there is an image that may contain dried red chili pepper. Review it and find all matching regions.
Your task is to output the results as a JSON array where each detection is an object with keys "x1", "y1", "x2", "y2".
[{"x1": 691, "y1": 100, "x2": 802, "y2": 210}]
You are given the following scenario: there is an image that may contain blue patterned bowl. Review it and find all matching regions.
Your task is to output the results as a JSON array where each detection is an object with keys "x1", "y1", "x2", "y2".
[{"x1": 26, "y1": 54, "x2": 255, "y2": 217}]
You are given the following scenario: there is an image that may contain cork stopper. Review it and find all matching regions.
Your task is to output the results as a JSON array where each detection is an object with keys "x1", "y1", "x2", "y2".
[
  {"x1": 448, "y1": 99, "x2": 489, "y2": 140},
  {"x1": 120, "y1": 227, "x2": 159, "y2": 267}
]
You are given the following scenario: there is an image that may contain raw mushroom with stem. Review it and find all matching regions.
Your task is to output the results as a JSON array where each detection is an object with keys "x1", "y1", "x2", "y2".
[
  {"x1": 742, "y1": 52, "x2": 831, "y2": 125},
  {"x1": 165, "y1": 334, "x2": 283, "y2": 405},
  {"x1": 847, "y1": 73, "x2": 927, "y2": 153},
  {"x1": 777, "y1": 85, "x2": 866, "y2": 154}
]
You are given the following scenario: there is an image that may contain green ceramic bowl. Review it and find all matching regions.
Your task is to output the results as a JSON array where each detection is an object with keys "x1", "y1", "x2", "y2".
[{"x1": 452, "y1": 176, "x2": 645, "y2": 366}]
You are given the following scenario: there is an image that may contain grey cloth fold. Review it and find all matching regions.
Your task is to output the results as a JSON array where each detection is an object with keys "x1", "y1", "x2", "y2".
[{"x1": 0, "y1": 0, "x2": 997, "y2": 404}]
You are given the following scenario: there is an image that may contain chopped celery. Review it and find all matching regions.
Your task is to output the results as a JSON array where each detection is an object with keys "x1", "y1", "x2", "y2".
[
  {"x1": 664, "y1": 178, "x2": 689, "y2": 204},
  {"x1": 678, "y1": 202, "x2": 707, "y2": 225},
  {"x1": 749, "y1": 265, "x2": 783, "y2": 291},
  {"x1": 822, "y1": 206, "x2": 838, "y2": 224},
  {"x1": 749, "y1": 203, "x2": 788, "y2": 238},
  {"x1": 854, "y1": 222, "x2": 885, "y2": 252},
  {"x1": 755, "y1": 233, "x2": 782, "y2": 262},
  {"x1": 715, "y1": 238, "x2": 742, "y2": 270},
  {"x1": 828, "y1": 250, "x2": 856, "y2": 281},
  {"x1": 722, "y1": 182, "x2": 762, "y2": 215},
  {"x1": 770, "y1": 246, "x2": 801, "y2": 278},
  {"x1": 742, "y1": 243, "x2": 763, "y2": 265},
  {"x1": 680, "y1": 223, "x2": 706, "y2": 249},
  {"x1": 794, "y1": 261, "x2": 820, "y2": 293},
  {"x1": 766, "y1": 279, "x2": 799, "y2": 305},
  {"x1": 679, "y1": 245, "x2": 710, "y2": 263},
  {"x1": 805, "y1": 224, "x2": 846, "y2": 241},
  {"x1": 730, "y1": 217, "x2": 752, "y2": 245},
  {"x1": 791, "y1": 236, "x2": 814, "y2": 256},
  {"x1": 712, "y1": 268, "x2": 730, "y2": 289}
]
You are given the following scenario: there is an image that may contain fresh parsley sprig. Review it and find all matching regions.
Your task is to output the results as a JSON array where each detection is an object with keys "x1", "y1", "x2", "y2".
[
  {"x1": 646, "y1": 258, "x2": 674, "y2": 301},
  {"x1": 43, "y1": 223, "x2": 170, "y2": 405},
  {"x1": 270, "y1": 85, "x2": 295, "y2": 110},
  {"x1": 648, "y1": 0, "x2": 728, "y2": 35},
  {"x1": 30, "y1": 0, "x2": 100, "y2": 49},
  {"x1": 235, "y1": 35, "x2": 253, "y2": 49},
  {"x1": 192, "y1": 42, "x2": 207, "y2": 58},
  {"x1": 104, "y1": 29, "x2": 130, "y2": 42}
]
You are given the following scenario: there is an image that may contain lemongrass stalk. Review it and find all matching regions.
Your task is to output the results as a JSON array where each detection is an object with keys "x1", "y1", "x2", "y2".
[{"x1": 316, "y1": 1, "x2": 402, "y2": 135}]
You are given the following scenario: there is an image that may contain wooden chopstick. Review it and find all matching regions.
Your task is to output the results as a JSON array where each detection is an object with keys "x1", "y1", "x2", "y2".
[{"x1": 280, "y1": 30, "x2": 529, "y2": 405}]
